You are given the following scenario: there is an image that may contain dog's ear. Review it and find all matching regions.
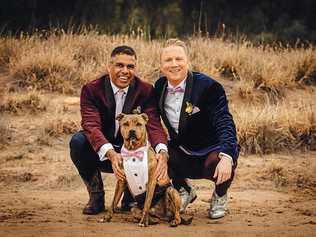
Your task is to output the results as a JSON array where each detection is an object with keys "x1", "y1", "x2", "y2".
[
  {"x1": 116, "y1": 113, "x2": 125, "y2": 121},
  {"x1": 140, "y1": 113, "x2": 149, "y2": 123}
]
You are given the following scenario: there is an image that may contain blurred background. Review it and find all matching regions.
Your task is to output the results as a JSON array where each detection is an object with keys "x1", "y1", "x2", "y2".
[{"x1": 1, "y1": 0, "x2": 316, "y2": 44}]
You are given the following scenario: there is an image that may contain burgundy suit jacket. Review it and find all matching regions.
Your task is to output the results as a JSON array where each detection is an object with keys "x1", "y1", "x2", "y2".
[{"x1": 80, "y1": 74, "x2": 167, "y2": 152}]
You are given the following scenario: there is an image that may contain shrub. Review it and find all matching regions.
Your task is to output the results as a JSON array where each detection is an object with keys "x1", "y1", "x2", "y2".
[
  {"x1": 44, "y1": 116, "x2": 80, "y2": 137},
  {"x1": 0, "y1": 91, "x2": 47, "y2": 114}
]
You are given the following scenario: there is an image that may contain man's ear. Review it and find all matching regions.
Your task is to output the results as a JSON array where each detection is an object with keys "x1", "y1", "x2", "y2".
[
  {"x1": 140, "y1": 113, "x2": 149, "y2": 124},
  {"x1": 116, "y1": 113, "x2": 125, "y2": 121}
]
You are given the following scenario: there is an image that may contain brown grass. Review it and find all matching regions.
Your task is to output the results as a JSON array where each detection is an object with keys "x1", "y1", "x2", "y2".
[
  {"x1": 0, "y1": 91, "x2": 47, "y2": 114},
  {"x1": 44, "y1": 114, "x2": 80, "y2": 137},
  {"x1": 265, "y1": 162, "x2": 288, "y2": 187},
  {"x1": 0, "y1": 119, "x2": 11, "y2": 149},
  {"x1": 1, "y1": 32, "x2": 315, "y2": 96},
  {"x1": 233, "y1": 99, "x2": 315, "y2": 154},
  {"x1": 0, "y1": 30, "x2": 315, "y2": 154},
  {"x1": 0, "y1": 38, "x2": 21, "y2": 69},
  {"x1": 263, "y1": 161, "x2": 316, "y2": 191}
]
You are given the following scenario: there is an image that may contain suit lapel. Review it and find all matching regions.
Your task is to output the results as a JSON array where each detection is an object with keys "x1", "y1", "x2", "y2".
[
  {"x1": 159, "y1": 78, "x2": 179, "y2": 140},
  {"x1": 178, "y1": 72, "x2": 194, "y2": 137},
  {"x1": 122, "y1": 78, "x2": 136, "y2": 113},
  {"x1": 103, "y1": 75, "x2": 116, "y2": 137}
]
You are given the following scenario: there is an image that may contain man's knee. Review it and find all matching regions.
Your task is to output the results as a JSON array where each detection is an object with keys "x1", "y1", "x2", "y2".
[
  {"x1": 69, "y1": 131, "x2": 87, "y2": 160},
  {"x1": 70, "y1": 131, "x2": 86, "y2": 150}
]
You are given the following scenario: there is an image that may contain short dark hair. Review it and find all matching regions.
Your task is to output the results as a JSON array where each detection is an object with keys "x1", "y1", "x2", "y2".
[{"x1": 111, "y1": 45, "x2": 137, "y2": 59}]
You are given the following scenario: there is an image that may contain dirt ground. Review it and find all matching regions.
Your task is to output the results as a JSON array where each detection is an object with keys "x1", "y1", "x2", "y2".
[{"x1": 0, "y1": 95, "x2": 315, "y2": 237}]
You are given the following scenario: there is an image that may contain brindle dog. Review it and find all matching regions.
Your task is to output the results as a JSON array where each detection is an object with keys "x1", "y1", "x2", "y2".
[{"x1": 104, "y1": 113, "x2": 192, "y2": 227}]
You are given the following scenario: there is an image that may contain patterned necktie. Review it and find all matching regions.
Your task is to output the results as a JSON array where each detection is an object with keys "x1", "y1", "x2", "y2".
[
  {"x1": 167, "y1": 86, "x2": 185, "y2": 94},
  {"x1": 115, "y1": 89, "x2": 125, "y2": 136}
]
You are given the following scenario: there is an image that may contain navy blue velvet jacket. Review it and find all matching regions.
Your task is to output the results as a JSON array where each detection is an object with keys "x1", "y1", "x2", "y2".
[{"x1": 154, "y1": 71, "x2": 239, "y2": 163}]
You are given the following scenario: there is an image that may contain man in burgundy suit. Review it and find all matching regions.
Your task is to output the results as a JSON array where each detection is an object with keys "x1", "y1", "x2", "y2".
[
  {"x1": 155, "y1": 39, "x2": 239, "y2": 219},
  {"x1": 69, "y1": 46, "x2": 169, "y2": 215}
]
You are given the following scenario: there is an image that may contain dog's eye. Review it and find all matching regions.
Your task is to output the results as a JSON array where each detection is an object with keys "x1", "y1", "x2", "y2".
[
  {"x1": 136, "y1": 122, "x2": 142, "y2": 126},
  {"x1": 123, "y1": 122, "x2": 129, "y2": 126}
]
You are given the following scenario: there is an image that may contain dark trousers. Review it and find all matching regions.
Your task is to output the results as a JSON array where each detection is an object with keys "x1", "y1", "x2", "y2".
[
  {"x1": 168, "y1": 145, "x2": 237, "y2": 197},
  {"x1": 69, "y1": 131, "x2": 133, "y2": 203}
]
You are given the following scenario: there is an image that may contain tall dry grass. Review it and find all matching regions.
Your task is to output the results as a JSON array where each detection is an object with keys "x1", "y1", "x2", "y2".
[
  {"x1": 189, "y1": 38, "x2": 316, "y2": 100},
  {"x1": 0, "y1": 119, "x2": 11, "y2": 149},
  {"x1": 43, "y1": 113, "x2": 80, "y2": 137},
  {"x1": 0, "y1": 30, "x2": 315, "y2": 154},
  {"x1": 0, "y1": 90, "x2": 47, "y2": 114},
  {"x1": 1, "y1": 31, "x2": 313, "y2": 96},
  {"x1": 233, "y1": 99, "x2": 315, "y2": 154}
]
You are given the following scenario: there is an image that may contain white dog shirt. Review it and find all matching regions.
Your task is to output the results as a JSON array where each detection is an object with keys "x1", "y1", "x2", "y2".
[{"x1": 121, "y1": 143, "x2": 149, "y2": 196}]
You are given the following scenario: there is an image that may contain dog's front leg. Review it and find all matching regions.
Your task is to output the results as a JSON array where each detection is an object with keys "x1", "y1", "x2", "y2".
[
  {"x1": 139, "y1": 177, "x2": 157, "y2": 227},
  {"x1": 104, "y1": 180, "x2": 126, "y2": 222}
]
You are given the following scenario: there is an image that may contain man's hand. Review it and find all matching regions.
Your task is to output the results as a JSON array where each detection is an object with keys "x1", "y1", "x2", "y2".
[
  {"x1": 107, "y1": 149, "x2": 125, "y2": 181},
  {"x1": 213, "y1": 156, "x2": 232, "y2": 185},
  {"x1": 154, "y1": 151, "x2": 168, "y2": 181}
]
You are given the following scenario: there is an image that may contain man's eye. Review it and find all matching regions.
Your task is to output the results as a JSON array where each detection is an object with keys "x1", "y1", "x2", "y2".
[
  {"x1": 127, "y1": 65, "x2": 135, "y2": 70},
  {"x1": 116, "y1": 63, "x2": 124, "y2": 68}
]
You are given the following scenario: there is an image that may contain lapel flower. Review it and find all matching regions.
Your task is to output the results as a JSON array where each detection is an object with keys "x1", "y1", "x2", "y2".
[
  {"x1": 132, "y1": 106, "x2": 141, "y2": 114},
  {"x1": 185, "y1": 102, "x2": 193, "y2": 115}
]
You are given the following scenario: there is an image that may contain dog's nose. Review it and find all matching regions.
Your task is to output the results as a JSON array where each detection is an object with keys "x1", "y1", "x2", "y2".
[{"x1": 129, "y1": 129, "x2": 136, "y2": 139}]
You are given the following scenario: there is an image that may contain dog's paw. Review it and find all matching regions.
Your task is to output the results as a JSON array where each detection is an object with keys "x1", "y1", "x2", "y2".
[
  {"x1": 180, "y1": 214, "x2": 193, "y2": 225},
  {"x1": 98, "y1": 215, "x2": 112, "y2": 223},
  {"x1": 169, "y1": 219, "x2": 179, "y2": 227},
  {"x1": 138, "y1": 214, "x2": 149, "y2": 227}
]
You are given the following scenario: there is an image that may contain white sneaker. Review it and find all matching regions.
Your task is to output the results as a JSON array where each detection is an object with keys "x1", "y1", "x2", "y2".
[
  {"x1": 208, "y1": 192, "x2": 227, "y2": 219},
  {"x1": 179, "y1": 187, "x2": 197, "y2": 213}
]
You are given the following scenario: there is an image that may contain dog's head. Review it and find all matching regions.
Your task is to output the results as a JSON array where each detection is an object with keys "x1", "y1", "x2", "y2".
[{"x1": 116, "y1": 113, "x2": 149, "y2": 150}]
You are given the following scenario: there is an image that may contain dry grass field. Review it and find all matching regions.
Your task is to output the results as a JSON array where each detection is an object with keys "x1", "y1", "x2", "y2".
[{"x1": 0, "y1": 31, "x2": 315, "y2": 236}]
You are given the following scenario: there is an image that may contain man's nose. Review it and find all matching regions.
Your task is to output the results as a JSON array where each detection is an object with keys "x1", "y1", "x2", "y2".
[
  {"x1": 170, "y1": 59, "x2": 178, "y2": 66},
  {"x1": 121, "y1": 66, "x2": 129, "y2": 74}
]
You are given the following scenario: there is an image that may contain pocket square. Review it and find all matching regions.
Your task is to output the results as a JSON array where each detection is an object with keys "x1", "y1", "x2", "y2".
[{"x1": 191, "y1": 106, "x2": 200, "y2": 115}]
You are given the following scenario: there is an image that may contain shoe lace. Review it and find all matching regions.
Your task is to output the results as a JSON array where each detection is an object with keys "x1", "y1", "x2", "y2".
[{"x1": 212, "y1": 193, "x2": 226, "y2": 205}]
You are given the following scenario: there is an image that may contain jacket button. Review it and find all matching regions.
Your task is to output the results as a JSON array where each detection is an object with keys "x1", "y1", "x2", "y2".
[
  {"x1": 132, "y1": 158, "x2": 136, "y2": 162},
  {"x1": 134, "y1": 173, "x2": 138, "y2": 176},
  {"x1": 139, "y1": 186, "x2": 142, "y2": 190}
]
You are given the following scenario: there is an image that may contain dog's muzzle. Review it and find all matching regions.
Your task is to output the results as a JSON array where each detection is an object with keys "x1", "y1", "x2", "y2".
[{"x1": 128, "y1": 129, "x2": 137, "y2": 140}]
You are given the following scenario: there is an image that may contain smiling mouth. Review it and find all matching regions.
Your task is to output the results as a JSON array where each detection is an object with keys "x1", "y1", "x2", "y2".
[
  {"x1": 118, "y1": 76, "x2": 129, "y2": 82},
  {"x1": 169, "y1": 69, "x2": 181, "y2": 73}
]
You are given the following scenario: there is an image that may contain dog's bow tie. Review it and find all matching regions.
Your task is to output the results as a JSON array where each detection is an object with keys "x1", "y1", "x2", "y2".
[
  {"x1": 121, "y1": 148, "x2": 144, "y2": 161},
  {"x1": 167, "y1": 86, "x2": 185, "y2": 94}
]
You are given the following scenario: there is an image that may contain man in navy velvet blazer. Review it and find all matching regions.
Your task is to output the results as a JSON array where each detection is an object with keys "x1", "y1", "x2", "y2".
[
  {"x1": 155, "y1": 39, "x2": 239, "y2": 219},
  {"x1": 69, "y1": 46, "x2": 169, "y2": 215}
]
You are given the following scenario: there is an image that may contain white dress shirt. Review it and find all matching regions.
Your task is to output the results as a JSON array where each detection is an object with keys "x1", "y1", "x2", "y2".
[{"x1": 164, "y1": 80, "x2": 186, "y2": 134}]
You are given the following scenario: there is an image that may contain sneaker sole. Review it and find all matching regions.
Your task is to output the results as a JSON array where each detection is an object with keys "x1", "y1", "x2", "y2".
[{"x1": 209, "y1": 213, "x2": 225, "y2": 219}]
